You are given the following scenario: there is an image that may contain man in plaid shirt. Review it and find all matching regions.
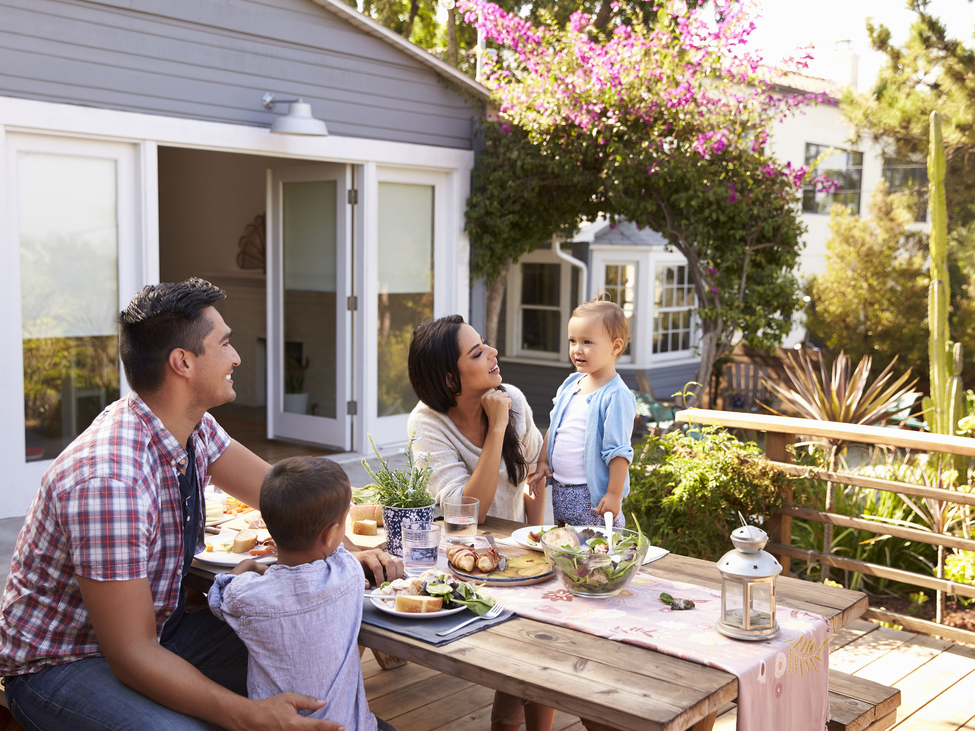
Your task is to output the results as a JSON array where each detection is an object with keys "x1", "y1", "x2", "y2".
[{"x1": 0, "y1": 279, "x2": 402, "y2": 731}]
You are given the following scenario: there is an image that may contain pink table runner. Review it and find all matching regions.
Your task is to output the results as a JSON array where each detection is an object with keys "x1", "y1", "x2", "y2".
[{"x1": 488, "y1": 574, "x2": 830, "y2": 731}]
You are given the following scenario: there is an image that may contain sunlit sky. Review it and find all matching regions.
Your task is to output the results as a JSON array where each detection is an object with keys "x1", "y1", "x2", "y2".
[{"x1": 746, "y1": 0, "x2": 975, "y2": 92}]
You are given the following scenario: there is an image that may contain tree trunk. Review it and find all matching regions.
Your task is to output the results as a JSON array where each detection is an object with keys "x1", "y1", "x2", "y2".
[
  {"x1": 402, "y1": 0, "x2": 420, "y2": 39},
  {"x1": 447, "y1": 8, "x2": 458, "y2": 67},
  {"x1": 592, "y1": 0, "x2": 614, "y2": 30},
  {"x1": 485, "y1": 262, "x2": 510, "y2": 349},
  {"x1": 690, "y1": 322, "x2": 726, "y2": 407}
]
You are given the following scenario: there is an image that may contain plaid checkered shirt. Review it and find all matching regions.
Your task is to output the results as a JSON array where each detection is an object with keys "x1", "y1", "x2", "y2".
[{"x1": 0, "y1": 392, "x2": 231, "y2": 676}]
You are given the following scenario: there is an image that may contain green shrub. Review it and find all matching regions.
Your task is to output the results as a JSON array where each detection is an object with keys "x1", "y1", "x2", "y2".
[{"x1": 624, "y1": 426, "x2": 788, "y2": 561}]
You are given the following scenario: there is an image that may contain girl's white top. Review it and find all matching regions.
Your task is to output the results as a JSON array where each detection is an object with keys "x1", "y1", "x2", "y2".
[
  {"x1": 406, "y1": 383, "x2": 542, "y2": 522},
  {"x1": 551, "y1": 391, "x2": 589, "y2": 485}
]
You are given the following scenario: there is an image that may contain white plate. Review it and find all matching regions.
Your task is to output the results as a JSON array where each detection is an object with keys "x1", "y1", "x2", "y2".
[
  {"x1": 194, "y1": 550, "x2": 277, "y2": 566},
  {"x1": 369, "y1": 596, "x2": 466, "y2": 618},
  {"x1": 510, "y1": 525, "x2": 557, "y2": 551},
  {"x1": 194, "y1": 531, "x2": 276, "y2": 566}
]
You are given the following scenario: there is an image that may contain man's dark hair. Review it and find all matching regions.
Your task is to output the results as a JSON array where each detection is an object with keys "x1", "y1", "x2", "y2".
[
  {"x1": 118, "y1": 278, "x2": 226, "y2": 395},
  {"x1": 259, "y1": 457, "x2": 351, "y2": 551}
]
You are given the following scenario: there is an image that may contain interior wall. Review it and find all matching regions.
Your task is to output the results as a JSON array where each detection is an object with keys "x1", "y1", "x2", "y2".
[{"x1": 158, "y1": 147, "x2": 316, "y2": 412}]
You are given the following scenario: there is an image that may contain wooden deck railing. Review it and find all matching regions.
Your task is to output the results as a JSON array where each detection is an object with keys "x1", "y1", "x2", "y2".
[{"x1": 675, "y1": 409, "x2": 975, "y2": 645}]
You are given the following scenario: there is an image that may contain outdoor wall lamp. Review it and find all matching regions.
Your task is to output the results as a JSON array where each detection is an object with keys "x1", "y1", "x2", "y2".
[{"x1": 261, "y1": 93, "x2": 329, "y2": 136}]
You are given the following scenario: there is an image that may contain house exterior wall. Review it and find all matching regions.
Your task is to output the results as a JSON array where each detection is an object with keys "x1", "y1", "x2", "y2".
[
  {"x1": 769, "y1": 99, "x2": 886, "y2": 280},
  {"x1": 0, "y1": 0, "x2": 479, "y2": 149}
]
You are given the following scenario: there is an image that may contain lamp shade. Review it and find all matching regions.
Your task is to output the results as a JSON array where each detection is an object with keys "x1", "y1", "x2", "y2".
[{"x1": 270, "y1": 101, "x2": 329, "y2": 136}]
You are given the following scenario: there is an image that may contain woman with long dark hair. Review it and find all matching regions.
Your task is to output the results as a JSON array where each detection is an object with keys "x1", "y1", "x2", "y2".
[
  {"x1": 407, "y1": 315, "x2": 546, "y2": 523},
  {"x1": 407, "y1": 315, "x2": 553, "y2": 731}
]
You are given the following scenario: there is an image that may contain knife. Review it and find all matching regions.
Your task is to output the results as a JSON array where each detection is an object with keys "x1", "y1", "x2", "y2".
[{"x1": 483, "y1": 533, "x2": 507, "y2": 571}]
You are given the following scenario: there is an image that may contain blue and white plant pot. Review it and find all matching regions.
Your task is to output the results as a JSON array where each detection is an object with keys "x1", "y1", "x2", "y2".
[{"x1": 382, "y1": 503, "x2": 436, "y2": 557}]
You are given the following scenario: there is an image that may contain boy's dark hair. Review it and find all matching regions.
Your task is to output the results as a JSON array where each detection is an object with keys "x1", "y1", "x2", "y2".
[
  {"x1": 408, "y1": 315, "x2": 529, "y2": 487},
  {"x1": 118, "y1": 278, "x2": 226, "y2": 395},
  {"x1": 259, "y1": 457, "x2": 351, "y2": 551}
]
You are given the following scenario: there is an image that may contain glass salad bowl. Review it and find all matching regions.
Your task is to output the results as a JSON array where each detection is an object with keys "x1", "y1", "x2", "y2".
[{"x1": 540, "y1": 525, "x2": 650, "y2": 598}]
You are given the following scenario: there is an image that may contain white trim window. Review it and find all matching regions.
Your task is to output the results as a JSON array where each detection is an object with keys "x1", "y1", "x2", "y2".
[
  {"x1": 598, "y1": 261, "x2": 637, "y2": 364},
  {"x1": 652, "y1": 263, "x2": 696, "y2": 355},
  {"x1": 505, "y1": 247, "x2": 573, "y2": 361}
]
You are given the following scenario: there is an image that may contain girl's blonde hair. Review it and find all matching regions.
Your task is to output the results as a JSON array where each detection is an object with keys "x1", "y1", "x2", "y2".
[{"x1": 571, "y1": 295, "x2": 630, "y2": 356}]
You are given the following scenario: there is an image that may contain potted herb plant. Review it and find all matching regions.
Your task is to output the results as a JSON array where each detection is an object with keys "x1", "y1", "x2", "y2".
[
  {"x1": 362, "y1": 432, "x2": 435, "y2": 557},
  {"x1": 283, "y1": 356, "x2": 309, "y2": 414}
]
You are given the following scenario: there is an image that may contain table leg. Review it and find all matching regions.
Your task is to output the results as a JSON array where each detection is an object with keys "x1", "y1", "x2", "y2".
[
  {"x1": 372, "y1": 649, "x2": 408, "y2": 670},
  {"x1": 581, "y1": 710, "x2": 715, "y2": 731}
]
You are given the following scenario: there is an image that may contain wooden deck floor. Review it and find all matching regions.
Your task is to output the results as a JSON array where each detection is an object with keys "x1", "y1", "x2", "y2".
[{"x1": 365, "y1": 619, "x2": 975, "y2": 731}]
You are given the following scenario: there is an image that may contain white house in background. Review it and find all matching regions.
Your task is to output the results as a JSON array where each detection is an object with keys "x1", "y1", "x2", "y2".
[
  {"x1": 493, "y1": 56, "x2": 924, "y2": 420},
  {"x1": 0, "y1": 0, "x2": 491, "y2": 518}
]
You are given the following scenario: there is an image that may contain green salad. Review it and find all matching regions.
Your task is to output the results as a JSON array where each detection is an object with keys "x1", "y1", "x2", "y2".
[{"x1": 541, "y1": 523, "x2": 650, "y2": 596}]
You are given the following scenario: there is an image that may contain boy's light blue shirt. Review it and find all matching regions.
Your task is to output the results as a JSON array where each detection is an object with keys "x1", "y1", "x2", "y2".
[
  {"x1": 208, "y1": 546, "x2": 377, "y2": 731},
  {"x1": 547, "y1": 372, "x2": 637, "y2": 508}
]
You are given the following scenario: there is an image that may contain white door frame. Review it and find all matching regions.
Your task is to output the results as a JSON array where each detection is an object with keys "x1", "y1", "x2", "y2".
[
  {"x1": 1, "y1": 132, "x2": 144, "y2": 517},
  {"x1": 267, "y1": 163, "x2": 353, "y2": 450},
  {"x1": 363, "y1": 166, "x2": 450, "y2": 446}
]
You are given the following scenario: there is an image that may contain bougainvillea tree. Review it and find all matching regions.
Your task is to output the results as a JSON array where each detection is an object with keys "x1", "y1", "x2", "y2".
[{"x1": 462, "y1": 0, "x2": 834, "y2": 394}]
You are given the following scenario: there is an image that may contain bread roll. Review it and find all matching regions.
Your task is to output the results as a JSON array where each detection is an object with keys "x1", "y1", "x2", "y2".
[
  {"x1": 394, "y1": 595, "x2": 443, "y2": 613},
  {"x1": 446, "y1": 545, "x2": 477, "y2": 572},
  {"x1": 232, "y1": 529, "x2": 258, "y2": 553},
  {"x1": 353, "y1": 519, "x2": 378, "y2": 536},
  {"x1": 349, "y1": 504, "x2": 383, "y2": 527}
]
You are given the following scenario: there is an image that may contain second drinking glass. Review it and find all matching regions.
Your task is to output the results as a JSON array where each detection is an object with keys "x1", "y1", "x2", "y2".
[{"x1": 443, "y1": 495, "x2": 479, "y2": 544}]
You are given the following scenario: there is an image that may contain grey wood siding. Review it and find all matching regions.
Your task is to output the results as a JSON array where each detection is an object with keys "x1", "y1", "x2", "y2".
[
  {"x1": 0, "y1": 0, "x2": 478, "y2": 148},
  {"x1": 501, "y1": 361, "x2": 699, "y2": 427}
]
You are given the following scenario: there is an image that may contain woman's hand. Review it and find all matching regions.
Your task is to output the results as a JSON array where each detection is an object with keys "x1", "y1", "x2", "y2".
[{"x1": 480, "y1": 388, "x2": 512, "y2": 433}]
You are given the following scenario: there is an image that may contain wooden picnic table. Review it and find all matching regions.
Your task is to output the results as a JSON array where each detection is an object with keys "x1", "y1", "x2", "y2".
[
  {"x1": 189, "y1": 516, "x2": 868, "y2": 731},
  {"x1": 359, "y1": 516, "x2": 867, "y2": 731}
]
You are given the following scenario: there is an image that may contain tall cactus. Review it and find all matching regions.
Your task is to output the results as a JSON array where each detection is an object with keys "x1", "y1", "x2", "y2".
[{"x1": 922, "y1": 110, "x2": 965, "y2": 442}]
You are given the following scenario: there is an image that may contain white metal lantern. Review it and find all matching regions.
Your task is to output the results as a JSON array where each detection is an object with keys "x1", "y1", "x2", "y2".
[{"x1": 716, "y1": 524, "x2": 781, "y2": 641}]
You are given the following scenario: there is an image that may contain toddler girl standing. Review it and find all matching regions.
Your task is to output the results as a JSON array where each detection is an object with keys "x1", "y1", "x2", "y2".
[{"x1": 529, "y1": 298, "x2": 637, "y2": 527}]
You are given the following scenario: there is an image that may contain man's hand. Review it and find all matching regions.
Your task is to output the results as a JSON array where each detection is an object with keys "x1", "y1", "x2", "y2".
[
  {"x1": 527, "y1": 462, "x2": 551, "y2": 497},
  {"x1": 350, "y1": 547, "x2": 404, "y2": 586},
  {"x1": 244, "y1": 693, "x2": 341, "y2": 731}
]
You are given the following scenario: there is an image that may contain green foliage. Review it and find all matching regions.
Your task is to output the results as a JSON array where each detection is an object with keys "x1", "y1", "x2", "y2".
[
  {"x1": 467, "y1": 119, "x2": 599, "y2": 284},
  {"x1": 806, "y1": 185, "x2": 929, "y2": 378},
  {"x1": 946, "y1": 551, "x2": 975, "y2": 605},
  {"x1": 623, "y1": 427, "x2": 787, "y2": 561},
  {"x1": 843, "y1": 5, "x2": 975, "y2": 384},
  {"x1": 361, "y1": 433, "x2": 435, "y2": 508}
]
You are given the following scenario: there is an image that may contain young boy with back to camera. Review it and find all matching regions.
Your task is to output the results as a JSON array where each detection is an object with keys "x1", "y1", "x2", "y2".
[
  {"x1": 528, "y1": 297, "x2": 638, "y2": 527},
  {"x1": 208, "y1": 456, "x2": 397, "y2": 731}
]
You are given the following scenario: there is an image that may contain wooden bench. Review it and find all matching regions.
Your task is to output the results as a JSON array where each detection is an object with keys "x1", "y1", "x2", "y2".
[{"x1": 828, "y1": 669, "x2": 900, "y2": 731}]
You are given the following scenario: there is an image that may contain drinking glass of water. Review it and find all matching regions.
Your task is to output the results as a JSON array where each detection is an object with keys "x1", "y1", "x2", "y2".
[
  {"x1": 402, "y1": 524, "x2": 441, "y2": 577},
  {"x1": 443, "y1": 496, "x2": 479, "y2": 544}
]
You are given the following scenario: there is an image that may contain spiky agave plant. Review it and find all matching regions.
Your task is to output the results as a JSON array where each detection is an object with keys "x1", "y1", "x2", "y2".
[
  {"x1": 762, "y1": 350, "x2": 919, "y2": 555},
  {"x1": 764, "y1": 350, "x2": 918, "y2": 426}
]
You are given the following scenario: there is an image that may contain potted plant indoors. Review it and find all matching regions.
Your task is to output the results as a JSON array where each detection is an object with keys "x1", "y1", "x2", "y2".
[
  {"x1": 283, "y1": 355, "x2": 309, "y2": 414},
  {"x1": 362, "y1": 432, "x2": 435, "y2": 557}
]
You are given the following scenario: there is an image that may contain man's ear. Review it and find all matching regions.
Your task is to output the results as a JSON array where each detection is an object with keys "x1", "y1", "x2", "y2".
[{"x1": 168, "y1": 348, "x2": 193, "y2": 382}]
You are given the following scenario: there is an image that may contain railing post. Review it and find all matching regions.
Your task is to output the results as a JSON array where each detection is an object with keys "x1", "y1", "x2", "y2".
[{"x1": 765, "y1": 432, "x2": 793, "y2": 576}]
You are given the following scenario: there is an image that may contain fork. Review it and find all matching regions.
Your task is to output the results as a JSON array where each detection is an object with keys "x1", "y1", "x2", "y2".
[{"x1": 435, "y1": 600, "x2": 507, "y2": 636}]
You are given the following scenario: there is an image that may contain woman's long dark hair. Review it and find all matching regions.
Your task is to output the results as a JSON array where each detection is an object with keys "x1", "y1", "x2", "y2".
[{"x1": 408, "y1": 315, "x2": 529, "y2": 486}]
